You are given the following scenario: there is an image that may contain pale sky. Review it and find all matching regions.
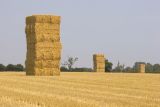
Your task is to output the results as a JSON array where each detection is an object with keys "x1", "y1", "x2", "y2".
[{"x1": 0, "y1": 0, "x2": 160, "y2": 68}]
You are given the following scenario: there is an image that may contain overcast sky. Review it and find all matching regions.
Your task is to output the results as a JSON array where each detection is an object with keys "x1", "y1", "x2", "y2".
[{"x1": 0, "y1": 0, "x2": 160, "y2": 68}]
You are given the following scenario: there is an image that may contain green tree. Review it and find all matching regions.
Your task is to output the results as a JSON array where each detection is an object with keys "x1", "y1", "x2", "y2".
[
  {"x1": 124, "y1": 67, "x2": 133, "y2": 72},
  {"x1": 153, "y1": 64, "x2": 160, "y2": 73},
  {"x1": 72, "y1": 68, "x2": 93, "y2": 72},
  {"x1": 0, "y1": 64, "x2": 6, "y2": 71},
  {"x1": 145, "y1": 63, "x2": 153, "y2": 72},
  {"x1": 105, "y1": 60, "x2": 113, "y2": 72},
  {"x1": 6, "y1": 64, "x2": 16, "y2": 71},
  {"x1": 60, "y1": 66, "x2": 68, "y2": 71},
  {"x1": 15, "y1": 64, "x2": 24, "y2": 71},
  {"x1": 114, "y1": 61, "x2": 125, "y2": 72}
]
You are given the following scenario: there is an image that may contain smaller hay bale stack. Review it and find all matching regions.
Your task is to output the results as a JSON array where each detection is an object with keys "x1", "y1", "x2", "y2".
[
  {"x1": 138, "y1": 64, "x2": 145, "y2": 73},
  {"x1": 93, "y1": 54, "x2": 105, "y2": 72}
]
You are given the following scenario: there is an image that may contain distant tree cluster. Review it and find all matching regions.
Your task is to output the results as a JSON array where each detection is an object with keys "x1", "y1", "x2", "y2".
[
  {"x1": 0, "y1": 64, "x2": 24, "y2": 72},
  {"x1": 111, "y1": 62, "x2": 160, "y2": 73},
  {"x1": 62, "y1": 56, "x2": 160, "y2": 73},
  {"x1": 105, "y1": 60, "x2": 113, "y2": 72},
  {"x1": 61, "y1": 67, "x2": 93, "y2": 72},
  {"x1": 145, "y1": 63, "x2": 160, "y2": 73}
]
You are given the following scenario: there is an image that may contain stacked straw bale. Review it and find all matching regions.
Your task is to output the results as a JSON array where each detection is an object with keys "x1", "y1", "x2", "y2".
[
  {"x1": 138, "y1": 64, "x2": 145, "y2": 73},
  {"x1": 25, "y1": 15, "x2": 62, "y2": 76},
  {"x1": 93, "y1": 54, "x2": 105, "y2": 72}
]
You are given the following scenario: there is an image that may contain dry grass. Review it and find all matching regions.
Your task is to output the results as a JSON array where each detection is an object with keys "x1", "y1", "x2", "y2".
[{"x1": 0, "y1": 72, "x2": 160, "y2": 107}]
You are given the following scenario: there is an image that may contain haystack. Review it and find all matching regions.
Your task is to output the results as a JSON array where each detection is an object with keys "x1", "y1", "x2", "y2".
[
  {"x1": 93, "y1": 54, "x2": 105, "y2": 72},
  {"x1": 25, "y1": 15, "x2": 62, "y2": 76}
]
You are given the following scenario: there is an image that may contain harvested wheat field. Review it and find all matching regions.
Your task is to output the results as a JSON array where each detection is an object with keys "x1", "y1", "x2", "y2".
[{"x1": 0, "y1": 72, "x2": 160, "y2": 107}]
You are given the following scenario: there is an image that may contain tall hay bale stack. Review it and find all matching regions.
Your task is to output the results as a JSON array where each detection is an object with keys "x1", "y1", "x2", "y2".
[
  {"x1": 138, "y1": 64, "x2": 145, "y2": 73},
  {"x1": 93, "y1": 54, "x2": 105, "y2": 72},
  {"x1": 25, "y1": 15, "x2": 62, "y2": 76}
]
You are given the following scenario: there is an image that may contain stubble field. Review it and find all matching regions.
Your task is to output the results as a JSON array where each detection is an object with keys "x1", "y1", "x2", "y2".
[{"x1": 0, "y1": 72, "x2": 160, "y2": 107}]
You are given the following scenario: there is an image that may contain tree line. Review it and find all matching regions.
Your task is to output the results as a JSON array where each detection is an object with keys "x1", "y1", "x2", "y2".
[
  {"x1": 0, "y1": 57, "x2": 160, "y2": 73},
  {"x1": 0, "y1": 64, "x2": 24, "y2": 71},
  {"x1": 108, "y1": 61, "x2": 160, "y2": 73},
  {"x1": 61, "y1": 57, "x2": 160, "y2": 73}
]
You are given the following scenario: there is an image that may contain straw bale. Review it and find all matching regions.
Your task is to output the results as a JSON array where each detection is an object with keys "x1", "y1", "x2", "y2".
[
  {"x1": 31, "y1": 51, "x2": 61, "y2": 60},
  {"x1": 94, "y1": 64, "x2": 105, "y2": 69},
  {"x1": 33, "y1": 68, "x2": 60, "y2": 76},
  {"x1": 26, "y1": 43, "x2": 62, "y2": 51},
  {"x1": 43, "y1": 68, "x2": 60, "y2": 76},
  {"x1": 28, "y1": 25, "x2": 60, "y2": 32},
  {"x1": 34, "y1": 68, "x2": 43, "y2": 76},
  {"x1": 34, "y1": 42, "x2": 62, "y2": 49},
  {"x1": 42, "y1": 52, "x2": 61, "y2": 60},
  {"x1": 33, "y1": 60, "x2": 60, "y2": 68},
  {"x1": 26, "y1": 30, "x2": 60, "y2": 35},
  {"x1": 95, "y1": 69, "x2": 105, "y2": 72},
  {"x1": 26, "y1": 29, "x2": 60, "y2": 34},
  {"x1": 33, "y1": 34, "x2": 60, "y2": 43},
  {"x1": 26, "y1": 15, "x2": 60, "y2": 24},
  {"x1": 32, "y1": 23, "x2": 60, "y2": 30},
  {"x1": 35, "y1": 49, "x2": 62, "y2": 53}
]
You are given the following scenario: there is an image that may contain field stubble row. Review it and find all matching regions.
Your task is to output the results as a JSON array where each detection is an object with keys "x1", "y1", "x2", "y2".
[{"x1": 0, "y1": 72, "x2": 159, "y2": 107}]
